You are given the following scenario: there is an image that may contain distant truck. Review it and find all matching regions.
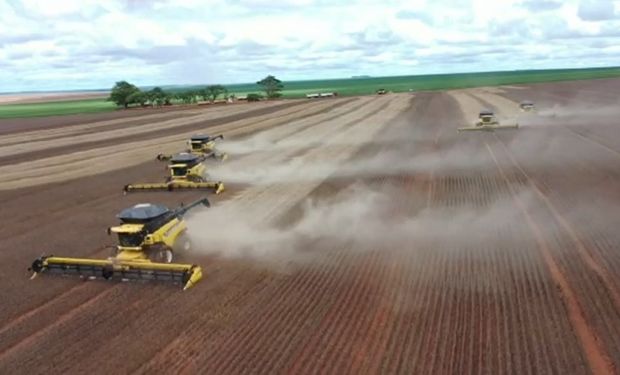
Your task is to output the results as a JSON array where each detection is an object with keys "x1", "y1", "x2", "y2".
[
  {"x1": 376, "y1": 88, "x2": 387, "y2": 95},
  {"x1": 306, "y1": 92, "x2": 337, "y2": 99}
]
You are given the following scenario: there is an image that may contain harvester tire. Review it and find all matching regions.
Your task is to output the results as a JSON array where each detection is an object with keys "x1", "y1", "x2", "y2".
[
  {"x1": 174, "y1": 233, "x2": 192, "y2": 254},
  {"x1": 102, "y1": 266, "x2": 114, "y2": 280},
  {"x1": 149, "y1": 246, "x2": 174, "y2": 264}
]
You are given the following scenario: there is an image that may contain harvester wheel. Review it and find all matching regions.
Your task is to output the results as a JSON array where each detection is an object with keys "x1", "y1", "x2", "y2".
[
  {"x1": 149, "y1": 246, "x2": 174, "y2": 264},
  {"x1": 102, "y1": 266, "x2": 114, "y2": 280},
  {"x1": 174, "y1": 233, "x2": 192, "y2": 254},
  {"x1": 188, "y1": 175, "x2": 204, "y2": 183}
]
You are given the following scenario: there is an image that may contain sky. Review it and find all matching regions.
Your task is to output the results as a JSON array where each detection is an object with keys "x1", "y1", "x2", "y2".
[{"x1": 1, "y1": 0, "x2": 620, "y2": 92}]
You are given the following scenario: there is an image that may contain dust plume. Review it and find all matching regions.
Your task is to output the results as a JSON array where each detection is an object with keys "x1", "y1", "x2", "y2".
[
  {"x1": 185, "y1": 183, "x2": 536, "y2": 265},
  {"x1": 518, "y1": 102, "x2": 620, "y2": 127},
  {"x1": 209, "y1": 127, "x2": 603, "y2": 186}
]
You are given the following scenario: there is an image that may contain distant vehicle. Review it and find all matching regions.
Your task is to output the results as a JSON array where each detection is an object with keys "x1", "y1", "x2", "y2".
[
  {"x1": 306, "y1": 92, "x2": 337, "y2": 99},
  {"x1": 458, "y1": 109, "x2": 519, "y2": 132},
  {"x1": 519, "y1": 100, "x2": 535, "y2": 111},
  {"x1": 476, "y1": 109, "x2": 499, "y2": 126},
  {"x1": 376, "y1": 88, "x2": 387, "y2": 95}
]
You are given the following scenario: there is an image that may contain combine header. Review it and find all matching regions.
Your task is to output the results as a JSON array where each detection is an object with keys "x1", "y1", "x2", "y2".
[
  {"x1": 157, "y1": 134, "x2": 228, "y2": 162},
  {"x1": 124, "y1": 153, "x2": 224, "y2": 193},
  {"x1": 458, "y1": 109, "x2": 519, "y2": 132},
  {"x1": 29, "y1": 198, "x2": 209, "y2": 290}
]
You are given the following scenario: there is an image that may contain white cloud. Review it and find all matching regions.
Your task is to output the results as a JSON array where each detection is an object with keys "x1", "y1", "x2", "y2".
[
  {"x1": 577, "y1": 0, "x2": 618, "y2": 21},
  {"x1": 0, "y1": 0, "x2": 619, "y2": 92}
]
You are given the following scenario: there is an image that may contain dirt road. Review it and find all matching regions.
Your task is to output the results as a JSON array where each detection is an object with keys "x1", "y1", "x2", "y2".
[{"x1": 0, "y1": 80, "x2": 619, "y2": 374}]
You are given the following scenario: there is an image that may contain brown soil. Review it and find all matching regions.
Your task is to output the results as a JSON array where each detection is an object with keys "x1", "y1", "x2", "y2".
[
  {"x1": 0, "y1": 82, "x2": 618, "y2": 374},
  {"x1": 0, "y1": 92, "x2": 107, "y2": 105}
]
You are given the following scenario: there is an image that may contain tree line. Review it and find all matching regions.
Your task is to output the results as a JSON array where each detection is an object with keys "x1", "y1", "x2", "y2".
[{"x1": 108, "y1": 75, "x2": 283, "y2": 108}]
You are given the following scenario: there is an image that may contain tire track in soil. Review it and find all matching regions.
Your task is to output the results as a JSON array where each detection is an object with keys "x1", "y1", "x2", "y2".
[
  {"x1": 219, "y1": 249, "x2": 352, "y2": 375},
  {"x1": 491, "y1": 133, "x2": 620, "y2": 366},
  {"x1": 310, "y1": 177, "x2": 392, "y2": 375},
  {"x1": 343, "y1": 251, "x2": 398, "y2": 375},
  {"x1": 73, "y1": 264, "x2": 266, "y2": 374},
  {"x1": 485, "y1": 142, "x2": 615, "y2": 375},
  {"x1": 357, "y1": 176, "x2": 421, "y2": 375},
  {"x1": 333, "y1": 136, "x2": 426, "y2": 373},
  {"x1": 375, "y1": 94, "x2": 453, "y2": 374},
  {"x1": 0, "y1": 285, "x2": 119, "y2": 362},
  {"x1": 493, "y1": 135, "x2": 620, "y2": 312},
  {"x1": 0, "y1": 286, "x2": 172, "y2": 373},
  {"x1": 561, "y1": 126, "x2": 620, "y2": 159},
  {"x1": 286, "y1": 250, "x2": 378, "y2": 375},
  {"x1": 133, "y1": 265, "x2": 275, "y2": 373},
  {"x1": 231, "y1": 250, "x2": 349, "y2": 374}
]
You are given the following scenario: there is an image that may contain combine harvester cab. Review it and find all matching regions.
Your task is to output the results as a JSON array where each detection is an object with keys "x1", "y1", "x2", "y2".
[
  {"x1": 29, "y1": 198, "x2": 209, "y2": 290},
  {"x1": 157, "y1": 134, "x2": 228, "y2": 162},
  {"x1": 458, "y1": 109, "x2": 519, "y2": 132},
  {"x1": 124, "y1": 153, "x2": 225, "y2": 194},
  {"x1": 188, "y1": 134, "x2": 228, "y2": 161}
]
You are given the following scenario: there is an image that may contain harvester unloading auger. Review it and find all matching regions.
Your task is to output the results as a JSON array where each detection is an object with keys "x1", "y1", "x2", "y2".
[
  {"x1": 458, "y1": 109, "x2": 519, "y2": 132},
  {"x1": 29, "y1": 198, "x2": 209, "y2": 290},
  {"x1": 157, "y1": 134, "x2": 228, "y2": 162},
  {"x1": 124, "y1": 153, "x2": 225, "y2": 194}
]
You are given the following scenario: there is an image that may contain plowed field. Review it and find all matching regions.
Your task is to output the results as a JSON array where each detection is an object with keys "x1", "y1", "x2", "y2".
[{"x1": 1, "y1": 79, "x2": 619, "y2": 374}]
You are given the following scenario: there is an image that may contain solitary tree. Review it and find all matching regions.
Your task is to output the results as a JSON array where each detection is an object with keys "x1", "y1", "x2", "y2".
[
  {"x1": 204, "y1": 85, "x2": 227, "y2": 103},
  {"x1": 257, "y1": 75, "x2": 283, "y2": 99},
  {"x1": 108, "y1": 81, "x2": 141, "y2": 108}
]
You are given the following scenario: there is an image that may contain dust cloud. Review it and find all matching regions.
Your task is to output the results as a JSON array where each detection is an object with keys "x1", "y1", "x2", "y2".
[
  {"x1": 209, "y1": 126, "x2": 607, "y2": 186},
  {"x1": 187, "y1": 93, "x2": 618, "y2": 266},
  {"x1": 505, "y1": 91, "x2": 620, "y2": 128},
  {"x1": 185, "y1": 182, "x2": 536, "y2": 265}
]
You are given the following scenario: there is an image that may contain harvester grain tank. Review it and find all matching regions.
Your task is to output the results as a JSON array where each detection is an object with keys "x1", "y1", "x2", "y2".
[
  {"x1": 29, "y1": 198, "x2": 209, "y2": 290},
  {"x1": 124, "y1": 153, "x2": 224, "y2": 193}
]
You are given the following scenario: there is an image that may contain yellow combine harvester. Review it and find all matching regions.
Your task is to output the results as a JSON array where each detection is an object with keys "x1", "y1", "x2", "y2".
[
  {"x1": 29, "y1": 198, "x2": 209, "y2": 290},
  {"x1": 124, "y1": 153, "x2": 224, "y2": 193},
  {"x1": 458, "y1": 109, "x2": 519, "y2": 132},
  {"x1": 157, "y1": 134, "x2": 228, "y2": 162},
  {"x1": 519, "y1": 100, "x2": 535, "y2": 112}
]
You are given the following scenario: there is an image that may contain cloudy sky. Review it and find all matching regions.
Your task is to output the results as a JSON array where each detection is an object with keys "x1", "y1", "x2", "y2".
[{"x1": 1, "y1": 0, "x2": 619, "y2": 92}]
